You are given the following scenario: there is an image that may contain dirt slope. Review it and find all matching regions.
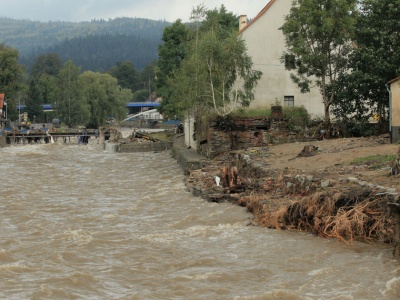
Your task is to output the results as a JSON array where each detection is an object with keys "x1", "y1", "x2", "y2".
[{"x1": 254, "y1": 135, "x2": 400, "y2": 191}]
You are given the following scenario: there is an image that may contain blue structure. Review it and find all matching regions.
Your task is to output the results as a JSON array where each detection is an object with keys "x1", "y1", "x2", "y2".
[
  {"x1": 127, "y1": 102, "x2": 160, "y2": 108},
  {"x1": 16, "y1": 102, "x2": 160, "y2": 114},
  {"x1": 16, "y1": 104, "x2": 51, "y2": 111},
  {"x1": 126, "y1": 102, "x2": 160, "y2": 114}
]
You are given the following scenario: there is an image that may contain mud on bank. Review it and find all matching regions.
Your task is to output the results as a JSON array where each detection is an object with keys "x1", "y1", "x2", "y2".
[{"x1": 172, "y1": 135, "x2": 400, "y2": 253}]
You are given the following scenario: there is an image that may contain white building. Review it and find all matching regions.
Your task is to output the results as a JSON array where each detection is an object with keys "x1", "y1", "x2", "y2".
[
  {"x1": 124, "y1": 109, "x2": 163, "y2": 122},
  {"x1": 239, "y1": 0, "x2": 324, "y2": 117}
]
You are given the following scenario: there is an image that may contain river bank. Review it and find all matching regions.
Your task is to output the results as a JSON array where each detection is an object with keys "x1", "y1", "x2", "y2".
[{"x1": 171, "y1": 133, "x2": 400, "y2": 255}]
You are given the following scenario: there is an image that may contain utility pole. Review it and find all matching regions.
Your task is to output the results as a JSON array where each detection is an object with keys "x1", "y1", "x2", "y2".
[
  {"x1": 148, "y1": 74, "x2": 151, "y2": 96},
  {"x1": 18, "y1": 96, "x2": 21, "y2": 124},
  {"x1": 68, "y1": 63, "x2": 71, "y2": 128}
]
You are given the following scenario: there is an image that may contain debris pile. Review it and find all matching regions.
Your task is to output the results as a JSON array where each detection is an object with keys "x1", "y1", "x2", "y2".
[
  {"x1": 239, "y1": 185, "x2": 394, "y2": 244},
  {"x1": 184, "y1": 137, "x2": 399, "y2": 248}
]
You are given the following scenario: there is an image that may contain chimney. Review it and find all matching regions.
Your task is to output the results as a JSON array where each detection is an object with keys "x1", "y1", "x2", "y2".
[{"x1": 239, "y1": 15, "x2": 247, "y2": 31}]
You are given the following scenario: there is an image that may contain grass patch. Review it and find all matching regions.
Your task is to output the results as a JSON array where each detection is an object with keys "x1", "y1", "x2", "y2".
[
  {"x1": 231, "y1": 105, "x2": 310, "y2": 126},
  {"x1": 350, "y1": 154, "x2": 395, "y2": 169},
  {"x1": 149, "y1": 131, "x2": 174, "y2": 142},
  {"x1": 231, "y1": 107, "x2": 271, "y2": 117}
]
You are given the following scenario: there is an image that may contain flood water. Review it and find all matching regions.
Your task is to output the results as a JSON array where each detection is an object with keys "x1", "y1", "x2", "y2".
[{"x1": 0, "y1": 142, "x2": 399, "y2": 299}]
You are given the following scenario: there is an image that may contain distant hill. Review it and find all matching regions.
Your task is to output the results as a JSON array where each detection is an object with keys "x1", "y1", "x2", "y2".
[{"x1": 0, "y1": 17, "x2": 170, "y2": 71}]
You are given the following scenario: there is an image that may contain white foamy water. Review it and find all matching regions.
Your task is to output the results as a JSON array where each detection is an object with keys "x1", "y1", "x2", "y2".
[{"x1": 0, "y1": 142, "x2": 399, "y2": 299}]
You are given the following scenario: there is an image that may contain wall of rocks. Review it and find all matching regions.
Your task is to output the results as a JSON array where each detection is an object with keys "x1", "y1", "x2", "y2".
[
  {"x1": 118, "y1": 141, "x2": 172, "y2": 153},
  {"x1": 196, "y1": 116, "x2": 270, "y2": 159}
]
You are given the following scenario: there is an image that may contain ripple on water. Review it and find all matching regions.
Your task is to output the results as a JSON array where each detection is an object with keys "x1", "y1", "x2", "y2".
[{"x1": 0, "y1": 144, "x2": 399, "y2": 300}]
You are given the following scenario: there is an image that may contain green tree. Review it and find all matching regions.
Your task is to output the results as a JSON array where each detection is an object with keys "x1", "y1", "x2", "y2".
[
  {"x1": 167, "y1": 51, "x2": 206, "y2": 119},
  {"x1": 27, "y1": 53, "x2": 62, "y2": 123},
  {"x1": 132, "y1": 89, "x2": 150, "y2": 102},
  {"x1": 30, "y1": 53, "x2": 62, "y2": 78},
  {"x1": 139, "y1": 60, "x2": 157, "y2": 97},
  {"x1": 165, "y1": 5, "x2": 261, "y2": 118},
  {"x1": 37, "y1": 74, "x2": 59, "y2": 105},
  {"x1": 80, "y1": 71, "x2": 132, "y2": 128},
  {"x1": 201, "y1": 4, "x2": 238, "y2": 38},
  {"x1": 201, "y1": 31, "x2": 262, "y2": 116},
  {"x1": 165, "y1": 5, "x2": 207, "y2": 120},
  {"x1": 108, "y1": 61, "x2": 139, "y2": 92},
  {"x1": 156, "y1": 20, "x2": 189, "y2": 117},
  {"x1": 0, "y1": 44, "x2": 25, "y2": 118},
  {"x1": 26, "y1": 79, "x2": 45, "y2": 123},
  {"x1": 57, "y1": 60, "x2": 88, "y2": 127},
  {"x1": 332, "y1": 0, "x2": 400, "y2": 122},
  {"x1": 280, "y1": 0, "x2": 358, "y2": 131}
]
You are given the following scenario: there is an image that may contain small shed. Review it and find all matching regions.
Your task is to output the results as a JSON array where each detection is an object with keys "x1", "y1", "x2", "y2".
[{"x1": 388, "y1": 77, "x2": 400, "y2": 143}]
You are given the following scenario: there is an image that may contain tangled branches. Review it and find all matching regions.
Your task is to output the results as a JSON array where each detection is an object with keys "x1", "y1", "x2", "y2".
[{"x1": 243, "y1": 186, "x2": 394, "y2": 244}]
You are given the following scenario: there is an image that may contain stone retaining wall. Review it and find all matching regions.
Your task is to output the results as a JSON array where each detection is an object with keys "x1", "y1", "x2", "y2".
[
  {"x1": 171, "y1": 136, "x2": 210, "y2": 175},
  {"x1": 118, "y1": 141, "x2": 172, "y2": 153}
]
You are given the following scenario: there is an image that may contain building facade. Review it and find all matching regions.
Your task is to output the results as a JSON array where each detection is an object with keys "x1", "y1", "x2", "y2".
[{"x1": 388, "y1": 77, "x2": 400, "y2": 143}]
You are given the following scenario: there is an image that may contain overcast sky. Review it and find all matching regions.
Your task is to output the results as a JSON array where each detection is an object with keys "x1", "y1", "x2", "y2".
[{"x1": 0, "y1": 0, "x2": 269, "y2": 23}]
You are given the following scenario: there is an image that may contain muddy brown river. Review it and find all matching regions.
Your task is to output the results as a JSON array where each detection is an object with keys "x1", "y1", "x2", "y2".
[{"x1": 0, "y1": 142, "x2": 399, "y2": 299}]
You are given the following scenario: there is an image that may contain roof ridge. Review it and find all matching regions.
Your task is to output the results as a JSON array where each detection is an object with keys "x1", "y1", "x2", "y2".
[{"x1": 239, "y1": 0, "x2": 277, "y2": 34}]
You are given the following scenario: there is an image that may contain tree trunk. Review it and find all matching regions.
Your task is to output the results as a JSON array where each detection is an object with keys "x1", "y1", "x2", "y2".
[
  {"x1": 321, "y1": 78, "x2": 331, "y2": 137},
  {"x1": 324, "y1": 104, "x2": 331, "y2": 135}
]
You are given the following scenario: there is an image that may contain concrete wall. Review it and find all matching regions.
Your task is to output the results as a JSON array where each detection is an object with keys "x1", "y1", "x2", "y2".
[
  {"x1": 198, "y1": 117, "x2": 269, "y2": 158},
  {"x1": 390, "y1": 79, "x2": 400, "y2": 143},
  {"x1": 118, "y1": 141, "x2": 172, "y2": 153},
  {"x1": 390, "y1": 79, "x2": 400, "y2": 126},
  {"x1": 240, "y1": 0, "x2": 324, "y2": 117},
  {"x1": 184, "y1": 116, "x2": 197, "y2": 150}
]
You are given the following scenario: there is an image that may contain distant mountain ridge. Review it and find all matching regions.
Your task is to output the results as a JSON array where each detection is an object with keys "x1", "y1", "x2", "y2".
[{"x1": 0, "y1": 17, "x2": 170, "y2": 71}]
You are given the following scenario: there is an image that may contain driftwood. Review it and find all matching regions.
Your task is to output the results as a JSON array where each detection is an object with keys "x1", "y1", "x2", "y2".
[
  {"x1": 297, "y1": 145, "x2": 319, "y2": 157},
  {"x1": 238, "y1": 184, "x2": 394, "y2": 245},
  {"x1": 220, "y1": 165, "x2": 238, "y2": 188},
  {"x1": 390, "y1": 146, "x2": 400, "y2": 175}
]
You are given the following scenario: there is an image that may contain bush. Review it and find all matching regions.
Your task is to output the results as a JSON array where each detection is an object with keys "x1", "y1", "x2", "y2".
[
  {"x1": 231, "y1": 107, "x2": 270, "y2": 117},
  {"x1": 336, "y1": 119, "x2": 379, "y2": 137},
  {"x1": 283, "y1": 106, "x2": 310, "y2": 127}
]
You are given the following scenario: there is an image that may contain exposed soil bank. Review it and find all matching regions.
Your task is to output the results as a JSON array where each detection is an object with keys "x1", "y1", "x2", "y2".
[{"x1": 171, "y1": 134, "x2": 400, "y2": 255}]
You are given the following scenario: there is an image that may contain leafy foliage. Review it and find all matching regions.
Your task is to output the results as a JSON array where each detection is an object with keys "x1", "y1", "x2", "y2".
[
  {"x1": 80, "y1": 71, "x2": 132, "y2": 128},
  {"x1": 0, "y1": 44, "x2": 25, "y2": 98},
  {"x1": 280, "y1": 0, "x2": 358, "y2": 130},
  {"x1": 30, "y1": 53, "x2": 62, "y2": 78},
  {"x1": 108, "y1": 61, "x2": 139, "y2": 92},
  {"x1": 332, "y1": 0, "x2": 400, "y2": 121},
  {"x1": 0, "y1": 43, "x2": 25, "y2": 121},
  {"x1": 157, "y1": 5, "x2": 261, "y2": 119},
  {"x1": 198, "y1": 30, "x2": 262, "y2": 116},
  {"x1": 25, "y1": 60, "x2": 134, "y2": 127},
  {"x1": 156, "y1": 20, "x2": 189, "y2": 118},
  {"x1": 26, "y1": 79, "x2": 45, "y2": 122},
  {"x1": 57, "y1": 60, "x2": 87, "y2": 127}
]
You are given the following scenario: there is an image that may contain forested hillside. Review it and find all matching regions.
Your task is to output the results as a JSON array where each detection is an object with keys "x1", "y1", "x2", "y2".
[{"x1": 0, "y1": 17, "x2": 169, "y2": 71}]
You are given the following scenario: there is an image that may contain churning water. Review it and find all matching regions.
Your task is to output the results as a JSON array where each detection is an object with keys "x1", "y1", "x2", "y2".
[{"x1": 0, "y1": 142, "x2": 399, "y2": 299}]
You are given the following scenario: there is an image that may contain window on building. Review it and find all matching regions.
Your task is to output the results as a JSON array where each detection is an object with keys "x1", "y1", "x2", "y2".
[{"x1": 284, "y1": 96, "x2": 294, "y2": 107}]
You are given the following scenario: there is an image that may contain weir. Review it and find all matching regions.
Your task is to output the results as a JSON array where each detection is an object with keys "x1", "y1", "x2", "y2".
[{"x1": 0, "y1": 129, "x2": 103, "y2": 145}]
